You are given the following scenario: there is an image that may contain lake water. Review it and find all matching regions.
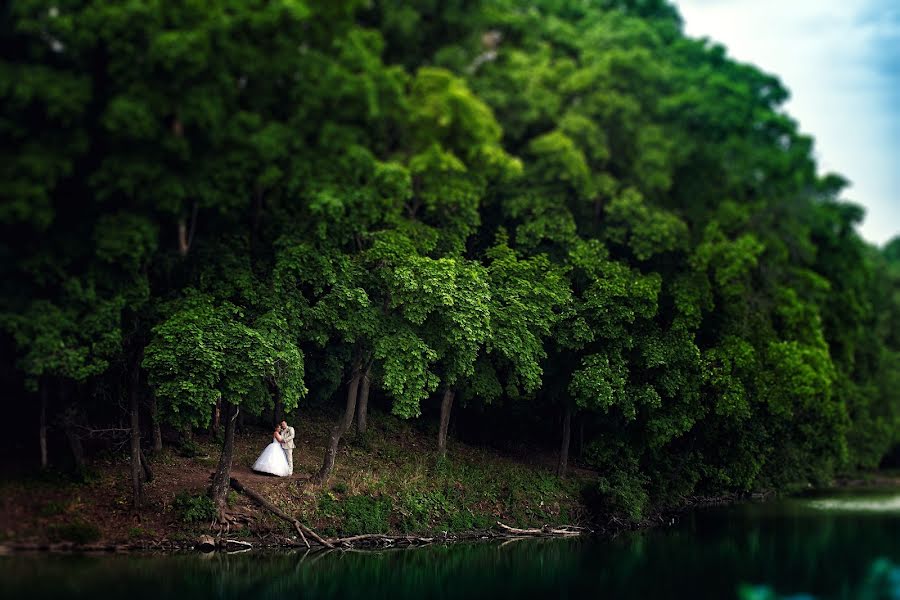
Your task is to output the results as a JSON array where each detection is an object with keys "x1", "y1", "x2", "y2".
[{"x1": 2, "y1": 488, "x2": 900, "y2": 600}]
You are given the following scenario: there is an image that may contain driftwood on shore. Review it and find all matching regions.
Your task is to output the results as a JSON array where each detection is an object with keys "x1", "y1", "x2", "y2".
[
  {"x1": 227, "y1": 476, "x2": 589, "y2": 551},
  {"x1": 2, "y1": 519, "x2": 589, "y2": 555},
  {"x1": 227, "y1": 476, "x2": 592, "y2": 551},
  {"x1": 495, "y1": 522, "x2": 585, "y2": 537}
]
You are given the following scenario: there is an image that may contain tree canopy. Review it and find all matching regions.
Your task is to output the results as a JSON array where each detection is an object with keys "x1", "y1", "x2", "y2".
[{"x1": 2, "y1": 0, "x2": 897, "y2": 520}]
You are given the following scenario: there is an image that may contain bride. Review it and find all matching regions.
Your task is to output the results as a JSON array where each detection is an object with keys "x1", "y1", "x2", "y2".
[{"x1": 252, "y1": 429, "x2": 291, "y2": 477}]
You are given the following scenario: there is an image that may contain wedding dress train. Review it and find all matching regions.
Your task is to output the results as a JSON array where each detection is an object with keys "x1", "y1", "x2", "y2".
[{"x1": 252, "y1": 438, "x2": 291, "y2": 477}]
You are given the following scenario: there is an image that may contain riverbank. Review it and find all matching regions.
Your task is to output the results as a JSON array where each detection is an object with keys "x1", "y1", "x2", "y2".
[
  {"x1": 0, "y1": 412, "x2": 592, "y2": 550},
  {"x1": 6, "y1": 409, "x2": 883, "y2": 553},
  {"x1": 6, "y1": 486, "x2": 900, "y2": 600}
]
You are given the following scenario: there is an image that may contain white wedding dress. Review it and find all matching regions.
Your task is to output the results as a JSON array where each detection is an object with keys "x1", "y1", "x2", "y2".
[{"x1": 252, "y1": 438, "x2": 291, "y2": 477}]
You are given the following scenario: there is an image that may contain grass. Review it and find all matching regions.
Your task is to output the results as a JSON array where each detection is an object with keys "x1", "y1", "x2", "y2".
[{"x1": 301, "y1": 414, "x2": 584, "y2": 536}]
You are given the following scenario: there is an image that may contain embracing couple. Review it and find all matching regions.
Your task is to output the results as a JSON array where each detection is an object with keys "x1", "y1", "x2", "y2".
[{"x1": 252, "y1": 420, "x2": 295, "y2": 477}]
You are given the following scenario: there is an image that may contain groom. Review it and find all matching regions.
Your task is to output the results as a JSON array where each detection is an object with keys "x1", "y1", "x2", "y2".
[{"x1": 274, "y1": 420, "x2": 296, "y2": 476}]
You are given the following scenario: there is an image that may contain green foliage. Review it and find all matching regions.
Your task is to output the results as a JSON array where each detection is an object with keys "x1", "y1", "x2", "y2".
[
  {"x1": 176, "y1": 436, "x2": 202, "y2": 459},
  {"x1": 143, "y1": 293, "x2": 305, "y2": 428},
  {"x1": 173, "y1": 492, "x2": 217, "y2": 524},
  {"x1": 2, "y1": 0, "x2": 898, "y2": 529},
  {"x1": 47, "y1": 521, "x2": 101, "y2": 545},
  {"x1": 318, "y1": 493, "x2": 393, "y2": 535},
  {"x1": 39, "y1": 500, "x2": 69, "y2": 518},
  {"x1": 127, "y1": 526, "x2": 153, "y2": 540},
  {"x1": 583, "y1": 439, "x2": 650, "y2": 521}
]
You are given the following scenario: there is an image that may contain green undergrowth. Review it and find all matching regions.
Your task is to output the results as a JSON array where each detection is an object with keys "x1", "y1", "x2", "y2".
[
  {"x1": 47, "y1": 520, "x2": 101, "y2": 544},
  {"x1": 304, "y1": 416, "x2": 584, "y2": 537},
  {"x1": 173, "y1": 492, "x2": 217, "y2": 524}
]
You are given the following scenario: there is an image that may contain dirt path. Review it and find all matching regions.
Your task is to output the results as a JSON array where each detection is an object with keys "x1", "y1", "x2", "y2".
[{"x1": 229, "y1": 464, "x2": 310, "y2": 486}]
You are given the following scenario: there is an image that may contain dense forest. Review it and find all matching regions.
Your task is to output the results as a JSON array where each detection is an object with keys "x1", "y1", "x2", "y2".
[{"x1": 2, "y1": 0, "x2": 898, "y2": 523}]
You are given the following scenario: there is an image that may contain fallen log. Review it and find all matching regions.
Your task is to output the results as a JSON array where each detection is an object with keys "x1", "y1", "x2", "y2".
[
  {"x1": 196, "y1": 535, "x2": 216, "y2": 551},
  {"x1": 333, "y1": 534, "x2": 393, "y2": 545},
  {"x1": 496, "y1": 522, "x2": 583, "y2": 537},
  {"x1": 329, "y1": 533, "x2": 435, "y2": 548},
  {"x1": 229, "y1": 477, "x2": 333, "y2": 549}
]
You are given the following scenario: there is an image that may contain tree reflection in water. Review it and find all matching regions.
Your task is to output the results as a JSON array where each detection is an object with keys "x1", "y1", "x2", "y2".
[{"x1": 2, "y1": 491, "x2": 900, "y2": 600}]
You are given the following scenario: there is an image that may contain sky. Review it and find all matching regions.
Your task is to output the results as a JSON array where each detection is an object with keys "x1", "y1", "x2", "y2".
[{"x1": 673, "y1": 0, "x2": 900, "y2": 246}]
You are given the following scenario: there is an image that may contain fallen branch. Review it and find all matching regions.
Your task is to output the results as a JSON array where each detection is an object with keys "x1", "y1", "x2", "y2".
[
  {"x1": 229, "y1": 477, "x2": 332, "y2": 549},
  {"x1": 71, "y1": 425, "x2": 130, "y2": 436},
  {"x1": 296, "y1": 524, "x2": 309, "y2": 548},
  {"x1": 496, "y1": 522, "x2": 583, "y2": 537},
  {"x1": 327, "y1": 533, "x2": 439, "y2": 549},
  {"x1": 333, "y1": 534, "x2": 393, "y2": 544}
]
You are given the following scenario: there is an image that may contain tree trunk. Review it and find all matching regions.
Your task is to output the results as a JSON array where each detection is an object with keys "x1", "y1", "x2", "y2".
[
  {"x1": 356, "y1": 363, "x2": 372, "y2": 435},
  {"x1": 316, "y1": 359, "x2": 362, "y2": 482},
  {"x1": 577, "y1": 416, "x2": 584, "y2": 458},
  {"x1": 148, "y1": 393, "x2": 163, "y2": 453},
  {"x1": 557, "y1": 405, "x2": 572, "y2": 477},
  {"x1": 60, "y1": 384, "x2": 86, "y2": 475},
  {"x1": 211, "y1": 398, "x2": 221, "y2": 437},
  {"x1": 39, "y1": 379, "x2": 48, "y2": 469},
  {"x1": 250, "y1": 190, "x2": 265, "y2": 276},
  {"x1": 210, "y1": 402, "x2": 239, "y2": 515},
  {"x1": 437, "y1": 388, "x2": 455, "y2": 458},
  {"x1": 177, "y1": 201, "x2": 198, "y2": 256},
  {"x1": 129, "y1": 361, "x2": 143, "y2": 509},
  {"x1": 65, "y1": 424, "x2": 85, "y2": 474},
  {"x1": 139, "y1": 447, "x2": 154, "y2": 483},
  {"x1": 271, "y1": 382, "x2": 284, "y2": 428}
]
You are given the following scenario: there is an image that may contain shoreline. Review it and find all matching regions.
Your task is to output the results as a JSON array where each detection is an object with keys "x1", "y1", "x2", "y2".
[
  {"x1": 3, "y1": 412, "x2": 894, "y2": 557},
  {"x1": 0, "y1": 524, "x2": 585, "y2": 556},
  {"x1": 3, "y1": 482, "x2": 895, "y2": 556},
  {"x1": 0, "y1": 492, "x2": 748, "y2": 556}
]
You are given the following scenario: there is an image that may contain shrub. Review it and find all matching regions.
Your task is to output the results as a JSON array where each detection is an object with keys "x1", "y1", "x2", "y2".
[
  {"x1": 173, "y1": 492, "x2": 217, "y2": 523},
  {"x1": 128, "y1": 526, "x2": 152, "y2": 540},
  {"x1": 583, "y1": 440, "x2": 650, "y2": 522},
  {"x1": 342, "y1": 495, "x2": 392, "y2": 534},
  {"x1": 590, "y1": 471, "x2": 650, "y2": 523},
  {"x1": 48, "y1": 521, "x2": 101, "y2": 544},
  {"x1": 319, "y1": 493, "x2": 392, "y2": 535},
  {"x1": 177, "y1": 436, "x2": 202, "y2": 458},
  {"x1": 39, "y1": 500, "x2": 69, "y2": 517},
  {"x1": 397, "y1": 489, "x2": 448, "y2": 533}
]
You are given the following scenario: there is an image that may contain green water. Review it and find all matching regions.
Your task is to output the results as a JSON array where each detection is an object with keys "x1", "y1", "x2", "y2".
[{"x1": 3, "y1": 489, "x2": 900, "y2": 600}]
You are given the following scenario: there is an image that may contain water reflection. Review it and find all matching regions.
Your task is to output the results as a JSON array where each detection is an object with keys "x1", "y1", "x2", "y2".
[
  {"x1": 803, "y1": 495, "x2": 900, "y2": 512},
  {"x1": 1, "y1": 489, "x2": 899, "y2": 600},
  {"x1": 739, "y1": 557, "x2": 900, "y2": 600}
]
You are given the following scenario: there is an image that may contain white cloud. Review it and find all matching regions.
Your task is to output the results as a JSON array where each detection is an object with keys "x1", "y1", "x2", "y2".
[{"x1": 674, "y1": 0, "x2": 900, "y2": 245}]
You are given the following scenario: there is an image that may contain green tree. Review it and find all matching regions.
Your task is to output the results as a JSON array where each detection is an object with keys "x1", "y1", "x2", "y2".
[{"x1": 143, "y1": 293, "x2": 305, "y2": 513}]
